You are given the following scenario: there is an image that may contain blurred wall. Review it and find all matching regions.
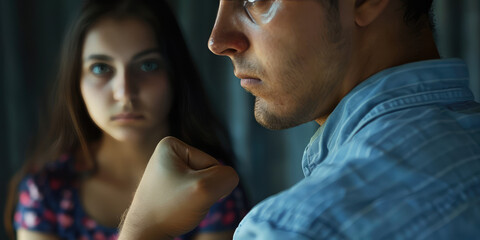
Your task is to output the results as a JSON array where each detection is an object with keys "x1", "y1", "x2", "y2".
[
  {"x1": 1, "y1": 1, "x2": 479, "y2": 239},
  {"x1": 1, "y1": 0, "x2": 83, "y2": 239}
]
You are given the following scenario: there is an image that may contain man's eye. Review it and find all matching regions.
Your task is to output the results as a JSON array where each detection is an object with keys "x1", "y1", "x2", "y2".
[
  {"x1": 140, "y1": 61, "x2": 160, "y2": 72},
  {"x1": 243, "y1": 0, "x2": 272, "y2": 23},
  {"x1": 244, "y1": 0, "x2": 266, "y2": 5},
  {"x1": 244, "y1": 0, "x2": 257, "y2": 6},
  {"x1": 90, "y1": 63, "x2": 113, "y2": 75},
  {"x1": 244, "y1": 0, "x2": 266, "y2": 9}
]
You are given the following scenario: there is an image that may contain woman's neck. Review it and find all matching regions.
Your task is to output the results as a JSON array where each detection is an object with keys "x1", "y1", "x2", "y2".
[{"x1": 91, "y1": 134, "x2": 159, "y2": 188}]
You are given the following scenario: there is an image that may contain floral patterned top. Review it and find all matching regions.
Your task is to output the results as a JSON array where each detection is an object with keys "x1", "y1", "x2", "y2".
[{"x1": 14, "y1": 154, "x2": 249, "y2": 240}]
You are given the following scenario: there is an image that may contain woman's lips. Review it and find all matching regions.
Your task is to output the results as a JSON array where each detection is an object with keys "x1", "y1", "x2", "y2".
[{"x1": 111, "y1": 113, "x2": 145, "y2": 122}]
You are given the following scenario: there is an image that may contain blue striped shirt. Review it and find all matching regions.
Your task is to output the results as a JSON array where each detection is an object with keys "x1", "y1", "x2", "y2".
[{"x1": 234, "y1": 59, "x2": 480, "y2": 239}]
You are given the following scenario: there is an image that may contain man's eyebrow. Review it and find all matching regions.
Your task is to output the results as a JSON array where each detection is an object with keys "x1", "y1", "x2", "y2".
[{"x1": 131, "y1": 48, "x2": 162, "y2": 61}]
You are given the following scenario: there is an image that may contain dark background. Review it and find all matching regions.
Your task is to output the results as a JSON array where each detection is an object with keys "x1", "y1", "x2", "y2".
[{"x1": 1, "y1": 1, "x2": 479, "y2": 239}]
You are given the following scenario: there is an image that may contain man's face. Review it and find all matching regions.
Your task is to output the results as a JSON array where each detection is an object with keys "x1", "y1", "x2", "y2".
[{"x1": 209, "y1": 0, "x2": 353, "y2": 129}]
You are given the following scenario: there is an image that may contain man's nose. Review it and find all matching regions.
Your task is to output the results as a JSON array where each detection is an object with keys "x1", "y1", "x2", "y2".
[{"x1": 208, "y1": 1, "x2": 249, "y2": 57}]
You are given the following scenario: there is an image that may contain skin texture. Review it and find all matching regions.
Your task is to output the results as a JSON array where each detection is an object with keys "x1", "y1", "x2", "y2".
[
  {"x1": 118, "y1": 0, "x2": 440, "y2": 239},
  {"x1": 209, "y1": 0, "x2": 350, "y2": 130},
  {"x1": 81, "y1": 17, "x2": 172, "y2": 145},
  {"x1": 118, "y1": 137, "x2": 239, "y2": 240}
]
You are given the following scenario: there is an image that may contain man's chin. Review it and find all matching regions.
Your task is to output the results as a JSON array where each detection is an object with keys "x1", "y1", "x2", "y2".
[{"x1": 254, "y1": 106, "x2": 301, "y2": 130}]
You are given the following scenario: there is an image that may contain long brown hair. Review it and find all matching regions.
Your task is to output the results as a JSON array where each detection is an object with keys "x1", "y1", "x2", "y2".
[{"x1": 4, "y1": 0, "x2": 235, "y2": 238}]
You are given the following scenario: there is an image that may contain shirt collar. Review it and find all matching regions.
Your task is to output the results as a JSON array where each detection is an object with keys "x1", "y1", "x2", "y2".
[{"x1": 302, "y1": 58, "x2": 474, "y2": 177}]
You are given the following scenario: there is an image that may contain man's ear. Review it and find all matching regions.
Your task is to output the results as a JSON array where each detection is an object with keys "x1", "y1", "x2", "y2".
[{"x1": 354, "y1": 0, "x2": 390, "y2": 27}]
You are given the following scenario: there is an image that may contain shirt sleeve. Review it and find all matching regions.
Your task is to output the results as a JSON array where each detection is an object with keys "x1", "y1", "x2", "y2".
[
  {"x1": 234, "y1": 219, "x2": 315, "y2": 240},
  {"x1": 196, "y1": 187, "x2": 249, "y2": 233},
  {"x1": 14, "y1": 174, "x2": 57, "y2": 233}
]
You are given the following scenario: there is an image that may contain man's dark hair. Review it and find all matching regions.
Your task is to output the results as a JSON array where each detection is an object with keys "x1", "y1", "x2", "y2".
[
  {"x1": 325, "y1": 0, "x2": 434, "y2": 28},
  {"x1": 402, "y1": 0, "x2": 434, "y2": 27}
]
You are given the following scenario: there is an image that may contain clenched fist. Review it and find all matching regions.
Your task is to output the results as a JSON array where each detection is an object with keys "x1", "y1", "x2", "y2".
[{"x1": 118, "y1": 137, "x2": 239, "y2": 240}]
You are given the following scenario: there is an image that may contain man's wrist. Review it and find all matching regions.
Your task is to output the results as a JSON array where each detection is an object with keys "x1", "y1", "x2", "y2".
[{"x1": 118, "y1": 205, "x2": 172, "y2": 240}]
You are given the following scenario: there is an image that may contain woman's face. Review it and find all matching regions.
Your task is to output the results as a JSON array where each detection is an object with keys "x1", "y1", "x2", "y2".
[{"x1": 80, "y1": 16, "x2": 172, "y2": 143}]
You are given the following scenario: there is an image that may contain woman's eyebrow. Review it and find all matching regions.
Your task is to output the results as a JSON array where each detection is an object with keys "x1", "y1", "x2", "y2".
[
  {"x1": 84, "y1": 54, "x2": 113, "y2": 62},
  {"x1": 83, "y1": 48, "x2": 161, "y2": 62},
  {"x1": 131, "y1": 48, "x2": 162, "y2": 60}
]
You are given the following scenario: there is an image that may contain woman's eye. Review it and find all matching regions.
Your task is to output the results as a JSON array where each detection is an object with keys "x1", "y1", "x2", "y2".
[
  {"x1": 90, "y1": 63, "x2": 112, "y2": 75},
  {"x1": 140, "y1": 61, "x2": 160, "y2": 72}
]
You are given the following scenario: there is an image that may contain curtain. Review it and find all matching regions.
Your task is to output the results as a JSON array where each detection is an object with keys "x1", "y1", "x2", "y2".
[
  {"x1": 1, "y1": 1, "x2": 479, "y2": 238},
  {"x1": 0, "y1": 1, "x2": 83, "y2": 237},
  {"x1": 435, "y1": 0, "x2": 480, "y2": 100}
]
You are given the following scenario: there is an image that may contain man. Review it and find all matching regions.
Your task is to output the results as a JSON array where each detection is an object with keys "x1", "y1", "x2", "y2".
[{"x1": 119, "y1": 0, "x2": 480, "y2": 239}]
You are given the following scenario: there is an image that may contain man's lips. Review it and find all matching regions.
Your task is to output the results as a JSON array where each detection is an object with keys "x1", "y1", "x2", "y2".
[
  {"x1": 240, "y1": 78, "x2": 262, "y2": 89},
  {"x1": 235, "y1": 74, "x2": 262, "y2": 89}
]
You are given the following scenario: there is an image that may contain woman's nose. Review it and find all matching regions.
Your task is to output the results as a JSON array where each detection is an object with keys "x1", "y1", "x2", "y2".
[{"x1": 113, "y1": 71, "x2": 138, "y2": 103}]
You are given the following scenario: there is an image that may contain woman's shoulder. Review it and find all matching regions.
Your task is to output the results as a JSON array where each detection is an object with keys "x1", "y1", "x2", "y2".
[
  {"x1": 43, "y1": 153, "x2": 77, "y2": 176},
  {"x1": 196, "y1": 185, "x2": 250, "y2": 233},
  {"x1": 17, "y1": 153, "x2": 78, "y2": 208},
  {"x1": 15, "y1": 154, "x2": 80, "y2": 232}
]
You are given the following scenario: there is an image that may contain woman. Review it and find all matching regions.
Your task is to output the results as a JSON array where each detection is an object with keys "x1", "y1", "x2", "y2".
[{"x1": 5, "y1": 0, "x2": 249, "y2": 239}]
